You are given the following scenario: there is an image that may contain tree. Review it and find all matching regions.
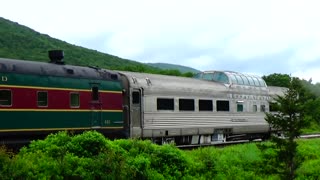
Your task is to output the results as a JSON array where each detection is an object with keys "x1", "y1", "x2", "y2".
[
  {"x1": 262, "y1": 73, "x2": 291, "y2": 87},
  {"x1": 264, "y1": 77, "x2": 309, "y2": 179}
]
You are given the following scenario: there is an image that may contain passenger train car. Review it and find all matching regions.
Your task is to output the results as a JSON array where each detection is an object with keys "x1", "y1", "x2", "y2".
[
  {"x1": 120, "y1": 70, "x2": 285, "y2": 145},
  {"x1": 0, "y1": 51, "x2": 286, "y2": 145}
]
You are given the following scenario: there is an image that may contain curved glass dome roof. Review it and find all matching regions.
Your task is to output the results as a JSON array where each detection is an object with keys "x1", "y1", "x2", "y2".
[{"x1": 194, "y1": 71, "x2": 267, "y2": 87}]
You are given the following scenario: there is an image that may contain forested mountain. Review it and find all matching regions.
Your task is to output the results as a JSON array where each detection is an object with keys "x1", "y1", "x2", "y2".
[
  {"x1": 147, "y1": 63, "x2": 200, "y2": 73},
  {"x1": 0, "y1": 17, "x2": 194, "y2": 76}
]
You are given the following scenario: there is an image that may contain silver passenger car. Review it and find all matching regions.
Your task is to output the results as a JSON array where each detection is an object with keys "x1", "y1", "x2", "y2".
[{"x1": 120, "y1": 70, "x2": 286, "y2": 145}]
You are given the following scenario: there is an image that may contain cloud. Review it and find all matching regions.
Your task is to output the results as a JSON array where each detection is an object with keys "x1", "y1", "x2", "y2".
[{"x1": 2, "y1": 0, "x2": 320, "y2": 82}]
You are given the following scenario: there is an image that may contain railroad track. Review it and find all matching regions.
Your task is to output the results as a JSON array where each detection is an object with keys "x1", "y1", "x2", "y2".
[
  {"x1": 3, "y1": 133, "x2": 320, "y2": 152},
  {"x1": 299, "y1": 133, "x2": 320, "y2": 139},
  {"x1": 177, "y1": 133, "x2": 320, "y2": 150}
]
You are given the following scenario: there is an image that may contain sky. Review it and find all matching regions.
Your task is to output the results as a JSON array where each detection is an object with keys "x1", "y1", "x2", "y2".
[{"x1": 1, "y1": 0, "x2": 320, "y2": 83}]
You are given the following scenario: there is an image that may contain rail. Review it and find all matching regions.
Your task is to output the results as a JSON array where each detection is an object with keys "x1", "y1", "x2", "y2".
[{"x1": 177, "y1": 133, "x2": 320, "y2": 150}]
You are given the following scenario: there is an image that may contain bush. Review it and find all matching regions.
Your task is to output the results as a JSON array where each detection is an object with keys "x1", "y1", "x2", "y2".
[
  {"x1": 0, "y1": 146, "x2": 13, "y2": 180},
  {"x1": 186, "y1": 147, "x2": 218, "y2": 178},
  {"x1": 9, "y1": 131, "x2": 117, "y2": 179},
  {"x1": 150, "y1": 144, "x2": 190, "y2": 178},
  {"x1": 2, "y1": 131, "x2": 320, "y2": 179}
]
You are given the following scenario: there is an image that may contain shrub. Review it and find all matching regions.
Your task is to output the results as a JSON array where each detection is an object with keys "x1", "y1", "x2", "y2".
[
  {"x1": 0, "y1": 146, "x2": 13, "y2": 180},
  {"x1": 66, "y1": 131, "x2": 108, "y2": 157},
  {"x1": 186, "y1": 147, "x2": 218, "y2": 178},
  {"x1": 150, "y1": 144, "x2": 190, "y2": 178}
]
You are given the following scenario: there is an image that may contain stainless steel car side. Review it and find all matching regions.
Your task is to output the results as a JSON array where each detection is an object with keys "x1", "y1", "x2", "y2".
[{"x1": 120, "y1": 71, "x2": 286, "y2": 145}]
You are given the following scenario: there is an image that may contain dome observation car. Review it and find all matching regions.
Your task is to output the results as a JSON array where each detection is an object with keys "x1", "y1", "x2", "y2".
[{"x1": 194, "y1": 70, "x2": 267, "y2": 87}]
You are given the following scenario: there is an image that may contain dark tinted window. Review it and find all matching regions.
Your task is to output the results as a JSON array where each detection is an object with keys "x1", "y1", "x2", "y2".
[
  {"x1": 92, "y1": 87, "x2": 99, "y2": 101},
  {"x1": 132, "y1": 91, "x2": 140, "y2": 104},
  {"x1": 237, "y1": 103, "x2": 243, "y2": 112},
  {"x1": 0, "y1": 90, "x2": 11, "y2": 106},
  {"x1": 37, "y1": 91, "x2": 48, "y2": 107},
  {"x1": 179, "y1": 99, "x2": 195, "y2": 111},
  {"x1": 216, "y1": 100, "x2": 229, "y2": 111},
  {"x1": 199, "y1": 100, "x2": 213, "y2": 111},
  {"x1": 157, "y1": 98, "x2": 174, "y2": 110},
  {"x1": 70, "y1": 93, "x2": 80, "y2": 107}
]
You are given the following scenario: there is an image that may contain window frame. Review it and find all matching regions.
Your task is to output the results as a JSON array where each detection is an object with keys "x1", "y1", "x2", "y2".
[
  {"x1": 236, "y1": 101, "x2": 244, "y2": 112},
  {"x1": 37, "y1": 91, "x2": 48, "y2": 107},
  {"x1": 92, "y1": 86, "x2": 99, "y2": 101},
  {"x1": 199, "y1": 99, "x2": 213, "y2": 111},
  {"x1": 216, "y1": 100, "x2": 230, "y2": 112},
  {"x1": 132, "y1": 91, "x2": 140, "y2": 104},
  {"x1": 179, "y1": 99, "x2": 195, "y2": 111},
  {"x1": 0, "y1": 89, "x2": 12, "y2": 107},
  {"x1": 70, "y1": 92, "x2": 80, "y2": 108},
  {"x1": 157, "y1": 98, "x2": 174, "y2": 111}
]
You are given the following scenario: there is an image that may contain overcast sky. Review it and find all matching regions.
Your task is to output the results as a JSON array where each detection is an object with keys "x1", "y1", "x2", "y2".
[{"x1": 1, "y1": 0, "x2": 320, "y2": 83}]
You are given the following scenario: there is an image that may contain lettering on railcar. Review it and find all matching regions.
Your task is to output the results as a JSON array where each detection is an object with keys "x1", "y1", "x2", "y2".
[
  {"x1": 231, "y1": 119, "x2": 248, "y2": 122},
  {"x1": 1, "y1": 76, "x2": 7, "y2": 82}
]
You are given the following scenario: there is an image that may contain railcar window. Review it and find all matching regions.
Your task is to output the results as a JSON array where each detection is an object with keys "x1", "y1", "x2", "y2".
[
  {"x1": 212, "y1": 72, "x2": 229, "y2": 84},
  {"x1": 179, "y1": 99, "x2": 195, "y2": 111},
  {"x1": 37, "y1": 91, "x2": 48, "y2": 107},
  {"x1": 199, "y1": 99, "x2": 213, "y2": 111},
  {"x1": 248, "y1": 78, "x2": 255, "y2": 86},
  {"x1": 241, "y1": 76, "x2": 250, "y2": 85},
  {"x1": 261, "y1": 105, "x2": 266, "y2": 112},
  {"x1": 193, "y1": 73, "x2": 202, "y2": 79},
  {"x1": 203, "y1": 73, "x2": 213, "y2": 80},
  {"x1": 157, "y1": 98, "x2": 174, "y2": 110},
  {"x1": 92, "y1": 87, "x2": 99, "y2": 101},
  {"x1": 132, "y1": 92, "x2": 140, "y2": 104},
  {"x1": 235, "y1": 75, "x2": 244, "y2": 85},
  {"x1": 70, "y1": 93, "x2": 80, "y2": 108},
  {"x1": 253, "y1": 78, "x2": 260, "y2": 86},
  {"x1": 258, "y1": 79, "x2": 266, "y2": 86},
  {"x1": 230, "y1": 75, "x2": 238, "y2": 84},
  {"x1": 216, "y1": 100, "x2": 229, "y2": 111},
  {"x1": 253, "y1": 105, "x2": 258, "y2": 112},
  {"x1": 237, "y1": 103, "x2": 244, "y2": 112},
  {"x1": 0, "y1": 90, "x2": 11, "y2": 106}
]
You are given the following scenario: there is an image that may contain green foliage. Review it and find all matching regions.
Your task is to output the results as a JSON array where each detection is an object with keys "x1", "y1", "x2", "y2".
[
  {"x1": 2, "y1": 131, "x2": 320, "y2": 179},
  {"x1": 304, "y1": 98, "x2": 320, "y2": 125},
  {"x1": 295, "y1": 139, "x2": 320, "y2": 179},
  {"x1": 262, "y1": 73, "x2": 291, "y2": 87},
  {"x1": 213, "y1": 144, "x2": 264, "y2": 180},
  {"x1": 146, "y1": 63, "x2": 201, "y2": 74},
  {"x1": 114, "y1": 139, "x2": 190, "y2": 179},
  {"x1": 186, "y1": 147, "x2": 218, "y2": 178},
  {"x1": 0, "y1": 17, "x2": 194, "y2": 77},
  {"x1": 66, "y1": 131, "x2": 108, "y2": 157},
  {"x1": 263, "y1": 73, "x2": 320, "y2": 132},
  {"x1": 295, "y1": 159, "x2": 320, "y2": 180},
  {"x1": 0, "y1": 146, "x2": 13, "y2": 180},
  {"x1": 150, "y1": 144, "x2": 189, "y2": 178},
  {"x1": 8, "y1": 131, "x2": 127, "y2": 179},
  {"x1": 264, "y1": 77, "x2": 310, "y2": 179}
]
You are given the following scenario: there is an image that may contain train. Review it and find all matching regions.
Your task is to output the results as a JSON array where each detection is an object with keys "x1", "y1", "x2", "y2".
[{"x1": 0, "y1": 50, "x2": 286, "y2": 146}]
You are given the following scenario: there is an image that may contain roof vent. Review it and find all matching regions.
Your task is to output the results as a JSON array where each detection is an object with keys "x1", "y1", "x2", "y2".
[{"x1": 48, "y1": 50, "x2": 64, "y2": 65}]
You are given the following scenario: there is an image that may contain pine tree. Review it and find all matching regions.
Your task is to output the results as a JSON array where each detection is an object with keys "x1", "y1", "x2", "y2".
[{"x1": 264, "y1": 77, "x2": 309, "y2": 179}]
